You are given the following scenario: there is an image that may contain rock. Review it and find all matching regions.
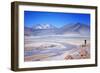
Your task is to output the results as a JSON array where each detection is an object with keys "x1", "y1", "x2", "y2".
[{"x1": 64, "y1": 55, "x2": 74, "y2": 60}]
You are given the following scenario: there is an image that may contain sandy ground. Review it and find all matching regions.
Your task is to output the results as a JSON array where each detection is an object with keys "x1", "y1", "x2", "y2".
[
  {"x1": 41, "y1": 44, "x2": 90, "y2": 61},
  {"x1": 24, "y1": 35, "x2": 90, "y2": 62}
]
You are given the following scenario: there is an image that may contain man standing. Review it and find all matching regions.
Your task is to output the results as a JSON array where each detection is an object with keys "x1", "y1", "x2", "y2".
[{"x1": 84, "y1": 40, "x2": 87, "y2": 46}]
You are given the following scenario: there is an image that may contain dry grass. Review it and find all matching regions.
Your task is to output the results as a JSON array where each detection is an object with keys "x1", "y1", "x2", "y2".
[{"x1": 24, "y1": 54, "x2": 51, "y2": 61}]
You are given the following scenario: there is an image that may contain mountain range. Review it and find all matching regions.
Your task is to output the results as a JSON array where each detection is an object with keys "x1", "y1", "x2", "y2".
[{"x1": 24, "y1": 23, "x2": 90, "y2": 36}]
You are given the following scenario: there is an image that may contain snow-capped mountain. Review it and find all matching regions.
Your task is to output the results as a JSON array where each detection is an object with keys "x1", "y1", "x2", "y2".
[
  {"x1": 32, "y1": 24, "x2": 56, "y2": 29},
  {"x1": 24, "y1": 23, "x2": 90, "y2": 36}
]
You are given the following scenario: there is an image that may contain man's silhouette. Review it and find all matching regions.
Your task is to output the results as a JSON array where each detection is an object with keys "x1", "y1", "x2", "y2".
[{"x1": 84, "y1": 40, "x2": 86, "y2": 46}]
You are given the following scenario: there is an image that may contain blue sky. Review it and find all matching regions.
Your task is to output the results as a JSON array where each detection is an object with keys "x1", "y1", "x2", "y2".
[{"x1": 24, "y1": 11, "x2": 90, "y2": 28}]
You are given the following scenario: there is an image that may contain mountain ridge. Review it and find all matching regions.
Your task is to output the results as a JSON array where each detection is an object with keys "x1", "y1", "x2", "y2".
[{"x1": 24, "y1": 23, "x2": 90, "y2": 36}]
